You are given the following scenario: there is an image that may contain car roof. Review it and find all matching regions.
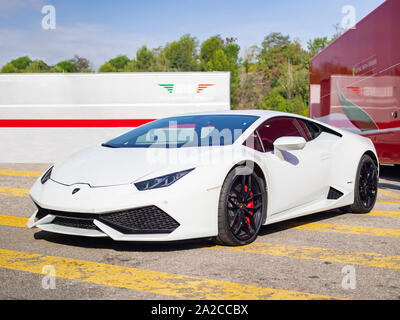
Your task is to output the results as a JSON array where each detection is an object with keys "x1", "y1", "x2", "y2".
[{"x1": 179, "y1": 109, "x2": 292, "y2": 120}]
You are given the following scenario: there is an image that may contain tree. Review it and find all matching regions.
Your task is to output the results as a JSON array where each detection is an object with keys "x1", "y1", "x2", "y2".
[
  {"x1": 258, "y1": 33, "x2": 305, "y2": 85},
  {"x1": 153, "y1": 46, "x2": 168, "y2": 71},
  {"x1": 98, "y1": 62, "x2": 116, "y2": 72},
  {"x1": 1, "y1": 63, "x2": 19, "y2": 73},
  {"x1": 259, "y1": 87, "x2": 289, "y2": 112},
  {"x1": 108, "y1": 55, "x2": 130, "y2": 71},
  {"x1": 243, "y1": 46, "x2": 259, "y2": 74},
  {"x1": 307, "y1": 37, "x2": 329, "y2": 57},
  {"x1": 200, "y1": 35, "x2": 224, "y2": 68},
  {"x1": 164, "y1": 34, "x2": 199, "y2": 71},
  {"x1": 10, "y1": 56, "x2": 32, "y2": 71},
  {"x1": 55, "y1": 60, "x2": 78, "y2": 73},
  {"x1": 98, "y1": 55, "x2": 130, "y2": 72},
  {"x1": 25, "y1": 60, "x2": 55, "y2": 73},
  {"x1": 70, "y1": 55, "x2": 93, "y2": 72},
  {"x1": 278, "y1": 60, "x2": 295, "y2": 99},
  {"x1": 135, "y1": 46, "x2": 156, "y2": 71}
]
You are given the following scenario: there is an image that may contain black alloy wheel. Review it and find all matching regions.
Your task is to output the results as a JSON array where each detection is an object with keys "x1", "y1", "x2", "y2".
[
  {"x1": 217, "y1": 167, "x2": 266, "y2": 246},
  {"x1": 359, "y1": 160, "x2": 378, "y2": 208},
  {"x1": 348, "y1": 154, "x2": 378, "y2": 213}
]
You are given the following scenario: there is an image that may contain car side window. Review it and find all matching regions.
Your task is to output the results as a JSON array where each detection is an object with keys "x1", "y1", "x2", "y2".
[{"x1": 256, "y1": 117, "x2": 305, "y2": 152}]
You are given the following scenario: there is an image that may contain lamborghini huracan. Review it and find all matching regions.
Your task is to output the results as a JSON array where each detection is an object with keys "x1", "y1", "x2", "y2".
[{"x1": 28, "y1": 110, "x2": 379, "y2": 246}]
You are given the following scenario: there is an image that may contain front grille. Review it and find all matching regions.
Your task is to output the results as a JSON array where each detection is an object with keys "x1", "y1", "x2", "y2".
[
  {"x1": 99, "y1": 206, "x2": 180, "y2": 234},
  {"x1": 35, "y1": 204, "x2": 180, "y2": 234}
]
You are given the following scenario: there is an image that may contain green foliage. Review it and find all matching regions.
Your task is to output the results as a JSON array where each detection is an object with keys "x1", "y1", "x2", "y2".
[
  {"x1": 135, "y1": 46, "x2": 156, "y2": 71},
  {"x1": 109, "y1": 55, "x2": 131, "y2": 71},
  {"x1": 10, "y1": 56, "x2": 32, "y2": 71},
  {"x1": 258, "y1": 88, "x2": 308, "y2": 116},
  {"x1": 98, "y1": 62, "x2": 116, "y2": 73},
  {"x1": 25, "y1": 60, "x2": 55, "y2": 73},
  {"x1": 200, "y1": 35, "x2": 224, "y2": 66},
  {"x1": 307, "y1": 37, "x2": 329, "y2": 57},
  {"x1": 164, "y1": 34, "x2": 199, "y2": 71},
  {"x1": 98, "y1": 55, "x2": 130, "y2": 72},
  {"x1": 1, "y1": 63, "x2": 19, "y2": 73},
  {"x1": 55, "y1": 60, "x2": 78, "y2": 73}
]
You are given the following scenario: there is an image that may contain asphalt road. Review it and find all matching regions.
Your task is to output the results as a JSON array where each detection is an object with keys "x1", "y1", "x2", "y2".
[{"x1": 0, "y1": 163, "x2": 399, "y2": 300}]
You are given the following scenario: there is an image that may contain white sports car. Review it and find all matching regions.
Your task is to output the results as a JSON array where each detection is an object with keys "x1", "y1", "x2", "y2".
[{"x1": 28, "y1": 110, "x2": 379, "y2": 246}]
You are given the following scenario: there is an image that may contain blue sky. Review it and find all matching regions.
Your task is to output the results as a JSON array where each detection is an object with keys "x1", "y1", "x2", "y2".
[{"x1": 0, "y1": 0, "x2": 386, "y2": 69}]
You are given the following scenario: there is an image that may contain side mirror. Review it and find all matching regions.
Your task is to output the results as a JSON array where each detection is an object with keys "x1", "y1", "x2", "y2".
[{"x1": 273, "y1": 136, "x2": 306, "y2": 160}]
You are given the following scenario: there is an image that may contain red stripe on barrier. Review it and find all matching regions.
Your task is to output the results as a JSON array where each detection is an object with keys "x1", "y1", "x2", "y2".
[{"x1": 0, "y1": 119, "x2": 156, "y2": 128}]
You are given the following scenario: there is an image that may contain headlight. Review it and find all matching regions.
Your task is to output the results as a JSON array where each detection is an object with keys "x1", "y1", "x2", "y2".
[
  {"x1": 41, "y1": 166, "x2": 54, "y2": 184},
  {"x1": 134, "y1": 168, "x2": 194, "y2": 191}
]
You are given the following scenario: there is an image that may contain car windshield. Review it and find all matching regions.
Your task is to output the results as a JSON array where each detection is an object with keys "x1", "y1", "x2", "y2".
[{"x1": 102, "y1": 115, "x2": 259, "y2": 148}]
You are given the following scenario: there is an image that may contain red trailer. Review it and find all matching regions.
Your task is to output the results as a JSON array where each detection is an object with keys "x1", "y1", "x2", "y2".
[{"x1": 309, "y1": 0, "x2": 400, "y2": 165}]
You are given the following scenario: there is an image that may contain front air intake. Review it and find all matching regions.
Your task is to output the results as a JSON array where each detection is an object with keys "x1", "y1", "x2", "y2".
[{"x1": 98, "y1": 206, "x2": 180, "y2": 234}]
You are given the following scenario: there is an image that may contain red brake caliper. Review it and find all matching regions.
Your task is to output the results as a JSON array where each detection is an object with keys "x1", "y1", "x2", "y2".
[{"x1": 244, "y1": 185, "x2": 254, "y2": 225}]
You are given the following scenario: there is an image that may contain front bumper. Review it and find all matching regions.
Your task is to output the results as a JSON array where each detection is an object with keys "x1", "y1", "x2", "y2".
[{"x1": 28, "y1": 175, "x2": 221, "y2": 242}]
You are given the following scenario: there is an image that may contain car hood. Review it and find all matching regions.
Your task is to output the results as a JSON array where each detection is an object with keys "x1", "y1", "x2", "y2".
[{"x1": 50, "y1": 145, "x2": 231, "y2": 187}]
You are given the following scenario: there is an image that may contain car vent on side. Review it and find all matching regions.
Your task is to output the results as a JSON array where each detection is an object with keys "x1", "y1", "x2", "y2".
[{"x1": 327, "y1": 187, "x2": 344, "y2": 200}]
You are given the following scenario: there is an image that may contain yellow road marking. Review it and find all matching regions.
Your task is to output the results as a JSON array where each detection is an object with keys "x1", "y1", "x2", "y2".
[
  {"x1": 376, "y1": 201, "x2": 400, "y2": 205},
  {"x1": 379, "y1": 189, "x2": 400, "y2": 199},
  {"x1": 0, "y1": 214, "x2": 28, "y2": 228},
  {"x1": 368, "y1": 210, "x2": 400, "y2": 218},
  {"x1": 214, "y1": 243, "x2": 400, "y2": 270},
  {"x1": 0, "y1": 248, "x2": 339, "y2": 300},
  {"x1": 0, "y1": 169, "x2": 42, "y2": 178},
  {"x1": 0, "y1": 187, "x2": 30, "y2": 197},
  {"x1": 293, "y1": 222, "x2": 400, "y2": 238}
]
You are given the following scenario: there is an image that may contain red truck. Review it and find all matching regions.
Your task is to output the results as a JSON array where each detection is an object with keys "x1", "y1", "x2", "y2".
[{"x1": 309, "y1": 0, "x2": 400, "y2": 165}]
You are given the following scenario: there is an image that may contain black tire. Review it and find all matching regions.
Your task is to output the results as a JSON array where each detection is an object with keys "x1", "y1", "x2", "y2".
[
  {"x1": 347, "y1": 154, "x2": 378, "y2": 213},
  {"x1": 216, "y1": 166, "x2": 267, "y2": 246}
]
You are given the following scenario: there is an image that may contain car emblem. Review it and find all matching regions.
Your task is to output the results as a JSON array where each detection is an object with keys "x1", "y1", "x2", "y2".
[{"x1": 72, "y1": 188, "x2": 80, "y2": 195}]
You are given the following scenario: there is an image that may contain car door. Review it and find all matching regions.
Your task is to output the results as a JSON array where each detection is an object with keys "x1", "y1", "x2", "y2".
[{"x1": 256, "y1": 117, "x2": 330, "y2": 215}]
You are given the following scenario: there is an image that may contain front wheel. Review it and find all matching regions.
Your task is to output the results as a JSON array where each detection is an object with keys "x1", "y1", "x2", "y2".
[
  {"x1": 216, "y1": 166, "x2": 267, "y2": 246},
  {"x1": 347, "y1": 154, "x2": 378, "y2": 213}
]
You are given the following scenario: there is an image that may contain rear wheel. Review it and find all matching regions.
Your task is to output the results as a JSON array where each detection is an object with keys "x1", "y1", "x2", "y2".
[
  {"x1": 216, "y1": 166, "x2": 267, "y2": 246},
  {"x1": 347, "y1": 154, "x2": 378, "y2": 213}
]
